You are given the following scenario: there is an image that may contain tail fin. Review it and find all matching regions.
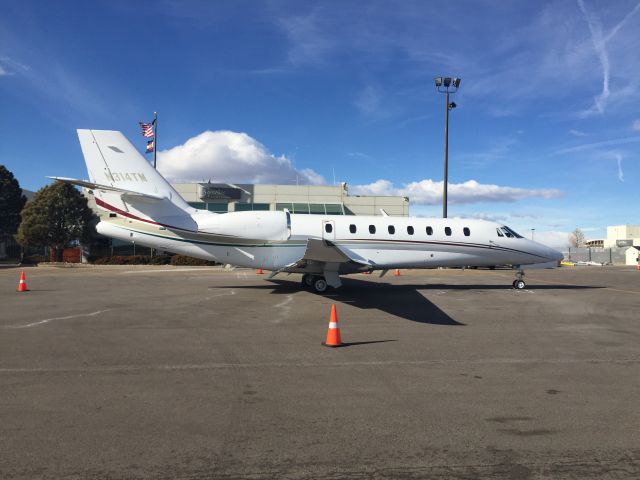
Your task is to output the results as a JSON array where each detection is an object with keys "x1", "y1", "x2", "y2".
[
  {"x1": 77, "y1": 130, "x2": 197, "y2": 231},
  {"x1": 77, "y1": 129, "x2": 191, "y2": 211}
]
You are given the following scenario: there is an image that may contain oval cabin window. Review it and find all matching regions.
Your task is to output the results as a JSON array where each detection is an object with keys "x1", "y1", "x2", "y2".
[
  {"x1": 426, "y1": 226, "x2": 433, "y2": 235},
  {"x1": 325, "y1": 223, "x2": 333, "y2": 233},
  {"x1": 463, "y1": 227, "x2": 470, "y2": 236},
  {"x1": 349, "y1": 224, "x2": 357, "y2": 234},
  {"x1": 388, "y1": 225, "x2": 395, "y2": 234},
  {"x1": 445, "y1": 227, "x2": 452, "y2": 236},
  {"x1": 407, "y1": 226, "x2": 414, "y2": 235},
  {"x1": 369, "y1": 225, "x2": 376, "y2": 234}
]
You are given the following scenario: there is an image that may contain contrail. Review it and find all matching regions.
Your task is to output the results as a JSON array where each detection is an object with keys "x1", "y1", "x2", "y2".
[{"x1": 577, "y1": 0, "x2": 640, "y2": 116}]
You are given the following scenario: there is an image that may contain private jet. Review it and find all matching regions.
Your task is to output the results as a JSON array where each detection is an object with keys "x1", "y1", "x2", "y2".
[{"x1": 53, "y1": 130, "x2": 563, "y2": 293}]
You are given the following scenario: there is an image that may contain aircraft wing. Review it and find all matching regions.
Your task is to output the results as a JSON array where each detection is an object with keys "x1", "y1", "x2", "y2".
[
  {"x1": 271, "y1": 238, "x2": 371, "y2": 279},
  {"x1": 48, "y1": 176, "x2": 166, "y2": 201}
]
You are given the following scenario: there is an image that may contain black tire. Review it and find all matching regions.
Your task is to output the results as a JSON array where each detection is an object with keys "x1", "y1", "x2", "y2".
[
  {"x1": 313, "y1": 277, "x2": 328, "y2": 293},
  {"x1": 514, "y1": 279, "x2": 526, "y2": 289},
  {"x1": 302, "y1": 273, "x2": 314, "y2": 288}
]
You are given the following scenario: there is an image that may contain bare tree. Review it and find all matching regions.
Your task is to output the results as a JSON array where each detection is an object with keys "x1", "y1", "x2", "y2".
[{"x1": 568, "y1": 228, "x2": 585, "y2": 248}]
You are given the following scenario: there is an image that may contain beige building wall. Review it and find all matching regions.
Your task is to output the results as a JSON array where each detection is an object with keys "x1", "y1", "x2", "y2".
[{"x1": 604, "y1": 225, "x2": 640, "y2": 248}]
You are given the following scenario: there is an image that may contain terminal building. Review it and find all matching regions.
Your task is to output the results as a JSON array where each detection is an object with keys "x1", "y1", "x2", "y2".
[{"x1": 170, "y1": 182, "x2": 409, "y2": 217}]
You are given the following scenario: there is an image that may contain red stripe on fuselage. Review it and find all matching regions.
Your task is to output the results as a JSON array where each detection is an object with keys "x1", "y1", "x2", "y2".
[{"x1": 94, "y1": 198, "x2": 195, "y2": 232}]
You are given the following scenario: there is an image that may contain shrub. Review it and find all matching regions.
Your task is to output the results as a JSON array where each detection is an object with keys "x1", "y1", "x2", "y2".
[
  {"x1": 21, "y1": 254, "x2": 47, "y2": 265},
  {"x1": 170, "y1": 254, "x2": 218, "y2": 266}
]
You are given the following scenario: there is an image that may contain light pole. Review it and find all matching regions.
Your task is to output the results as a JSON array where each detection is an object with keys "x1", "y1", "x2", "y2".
[{"x1": 434, "y1": 76, "x2": 461, "y2": 218}]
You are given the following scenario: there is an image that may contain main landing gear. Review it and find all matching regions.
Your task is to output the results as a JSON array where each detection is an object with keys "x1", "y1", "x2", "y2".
[
  {"x1": 512, "y1": 269, "x2": 526, "y2": 289},
  {"x1": 302, "y1": 273, "x2": 328, "y2": 293}
]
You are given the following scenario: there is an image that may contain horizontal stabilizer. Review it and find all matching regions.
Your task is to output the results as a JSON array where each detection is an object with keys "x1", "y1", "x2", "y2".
[{"x1": 48, "y1": 176, "x2": 166, "y2": 201}]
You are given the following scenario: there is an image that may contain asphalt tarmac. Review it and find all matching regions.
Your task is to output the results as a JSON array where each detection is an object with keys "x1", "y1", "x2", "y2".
[{"x1": 1, "y1": 265, "x2": 639, "y2": 479}]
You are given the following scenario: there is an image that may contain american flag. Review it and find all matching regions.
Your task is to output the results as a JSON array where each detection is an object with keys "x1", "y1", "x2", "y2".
[
  {"x1": 146, "y1": 140, "x2": 154, "y2": 153},
  {"x1": 139, "y1": 121, "x2": 155, "y2": 138}
]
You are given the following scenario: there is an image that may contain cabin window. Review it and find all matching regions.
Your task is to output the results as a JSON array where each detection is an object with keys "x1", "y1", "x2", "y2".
[
  {"x1": 463, "y1": 227, "x2": 470, "y2": 236},
  {"x1": 407, "y1": 226, "x2": 414, "y2": 235},
  {"x1": 349, "y1": 224, "x2": 357, "y2": 234},
  {"x1": 369, "y1": 225, "x2": 376, "y2": 234},
  {"x1": 109, "y1": 213, "x2": 117, "y2": 218},
  {"x1": 445, "y1": 226, "x2": 452, "y2": 236},
  {"x1": 426, "y1": 226, "x2": 433, "y2": 235},
  {"x1": 497, "y1": 228, "x2": 504, "y2": 237},
  {"x1": 325, "y1": 223, "x2": 333, "y2": 233},
  {"x1": 388, "y1": 225, "x2": 395, "y2": 234}
]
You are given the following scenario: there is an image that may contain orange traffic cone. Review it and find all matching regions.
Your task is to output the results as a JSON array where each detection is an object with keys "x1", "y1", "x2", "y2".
[
  {"x1": 394, "y1": 269, "x2": 401, "y2": 276},
  {"x1": 256, "y1": 268, "x2": 264, "y2": 275},
  {"x1": 322, "y1": 304, "x2": 343, "y2": 348},
  {"x1": 16, "y1": 271, "x2": 29, "y2": 292}
]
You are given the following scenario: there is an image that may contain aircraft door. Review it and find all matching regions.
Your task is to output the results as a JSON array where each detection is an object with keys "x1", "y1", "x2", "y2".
[{"x1": 322, "y1": 220, "x2": 336, "y2": 240}]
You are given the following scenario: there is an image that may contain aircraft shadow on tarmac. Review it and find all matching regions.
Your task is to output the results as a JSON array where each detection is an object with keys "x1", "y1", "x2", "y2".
[
  {"x1": 219, "y1": 277, "x2": 463, "y2": 325},
  {"x1": 218, "y1": 277, "x2": 604, "y2": 326}
]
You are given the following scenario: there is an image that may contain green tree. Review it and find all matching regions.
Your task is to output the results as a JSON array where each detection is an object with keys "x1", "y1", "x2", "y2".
[
  {"x1": 17, "y1": 181, "x2": 94, "y2": 261},
  {"x1": 0, "y1": 165, "x2": 27, "y2": 236}
]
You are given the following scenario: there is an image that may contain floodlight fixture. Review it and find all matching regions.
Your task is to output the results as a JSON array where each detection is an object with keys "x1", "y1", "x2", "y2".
[{"x1": 435, "y1": 75, "x2": 461, "y2": 94}]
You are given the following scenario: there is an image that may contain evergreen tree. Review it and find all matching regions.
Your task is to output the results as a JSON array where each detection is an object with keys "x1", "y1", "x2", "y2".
[
  {"x1": 0, "y1": 165, "x2": 27, "y2": 236},
  {"x1": 17, "y1": 181, "x2": 95, "y2": 261}
]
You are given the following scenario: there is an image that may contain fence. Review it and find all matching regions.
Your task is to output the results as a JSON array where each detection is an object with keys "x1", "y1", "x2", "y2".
[{"x1": 562, "y1": 247, "x2": 626, "y2": 265}]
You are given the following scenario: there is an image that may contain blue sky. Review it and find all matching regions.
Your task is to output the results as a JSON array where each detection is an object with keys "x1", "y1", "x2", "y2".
[{"x1": 1, "y1": 0, "x2": 639, "y2": 247}]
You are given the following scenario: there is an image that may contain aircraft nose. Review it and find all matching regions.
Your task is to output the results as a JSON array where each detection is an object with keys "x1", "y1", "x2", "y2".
[{"x1": 549, "y1": 247, "x2": 563, "y2": 262}]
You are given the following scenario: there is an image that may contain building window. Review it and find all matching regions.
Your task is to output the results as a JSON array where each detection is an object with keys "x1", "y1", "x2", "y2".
[
  {"x1": 463, "y1": 227, "x2": 470, "y2": 236},
  {"x1": 445, "y1": 227, "x2": 452, "y2": 236},
  {"x1": 426, "y1": 226, "x2": 433, "y2": 235},
  {"x1": 310, "y1": 204, "x2": 325, "y2": 215},
  {"x1": 188, "y1": 202, "x2": 206, "y2": 210},
  {"x1": 369, "y1": 225, "x2": 376, "y2": 234},
  {"x1": 234, "y1": 203, "x2": 269, "y2": 212},
  {"x1": 325, "y1": 204, "x2": 344, "y2": 215},
  {"x1": 276, "y1": 202, "x2": 293, "y2": 212},
  {"x1": 349, "y1": 224, "x2": 357, "y2": 234},
  {"x1": 388, "y1": 225, "x2": 395, "y2": 234},
  {"x1": 407, "y1": 226, "x2": 414, "y2": 235},
  {"x1": 293, "y1": 203, "x2": 310, "y2": 214},
  {"x1": 207, "y1": 203, "x2": 228, "y2": 212},
  {"x1": 325, "y1": 223, "x2": 333, "y2": 233}
]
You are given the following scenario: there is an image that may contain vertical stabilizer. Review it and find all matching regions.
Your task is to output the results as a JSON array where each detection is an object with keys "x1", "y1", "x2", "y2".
[
  {"x1": 77, "y1": 129, "x2": 191, "y2": 211},
  {"x1": 77, "y1": 129, "x2": 198, "y2": 230}
]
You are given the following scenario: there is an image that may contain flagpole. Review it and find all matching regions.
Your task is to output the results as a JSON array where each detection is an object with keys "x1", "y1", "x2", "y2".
[{"x1": 153, "y1": 111, "x2": 158, "y2": 169}]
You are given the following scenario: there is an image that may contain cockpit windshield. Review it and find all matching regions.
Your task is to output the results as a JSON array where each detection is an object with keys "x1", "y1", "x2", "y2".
[{"x1": 500, "y1": 226, "x2": 523, "y2": 238}]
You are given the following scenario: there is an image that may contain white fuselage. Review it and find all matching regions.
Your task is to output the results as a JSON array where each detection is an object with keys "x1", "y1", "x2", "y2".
[{"x1": 95, "y1": 207, "x2": 562, "y2": 272}]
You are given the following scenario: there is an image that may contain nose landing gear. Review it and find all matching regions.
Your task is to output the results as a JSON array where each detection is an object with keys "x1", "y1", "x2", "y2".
[{"x1": 512, "y1": 269, "x2": 526, "y2": 289}]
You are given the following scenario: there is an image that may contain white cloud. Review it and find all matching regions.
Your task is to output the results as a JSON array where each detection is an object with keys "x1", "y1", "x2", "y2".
[
  {"x1": 632, "y1": 119, "x2": 640, "y2": 131},
  {"x1": 0, "y1": 65, "x2": 11, "y2": 76},
  {"x1": 157, "y1": 130, "x2": 325, "y2": 185},
  {"x1": 533, "y1": 231, "x2": 571, "y2": 249},
  {"x1": 350, "y1": 179, "x2": 563, "y2": 205},
  {"x1": 569, "y1": 129, "x2": 587, "y2": 137}
]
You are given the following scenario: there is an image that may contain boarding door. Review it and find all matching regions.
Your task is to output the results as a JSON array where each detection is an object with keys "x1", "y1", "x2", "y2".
[{"x1": 322, "y1": 220, "x2": 336, "y2": 240}]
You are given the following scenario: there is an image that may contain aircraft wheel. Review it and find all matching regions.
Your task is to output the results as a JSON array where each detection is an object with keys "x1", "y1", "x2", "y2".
[
  {"x1": 302, "y1": 273, "x2": 314, "y2": 288},
  {"x1": 513, "y1": 279, "x2": 526, "y2": 290},
  {"x1": 312, "y1": 277, "x2": 328, "y2": 293}
]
